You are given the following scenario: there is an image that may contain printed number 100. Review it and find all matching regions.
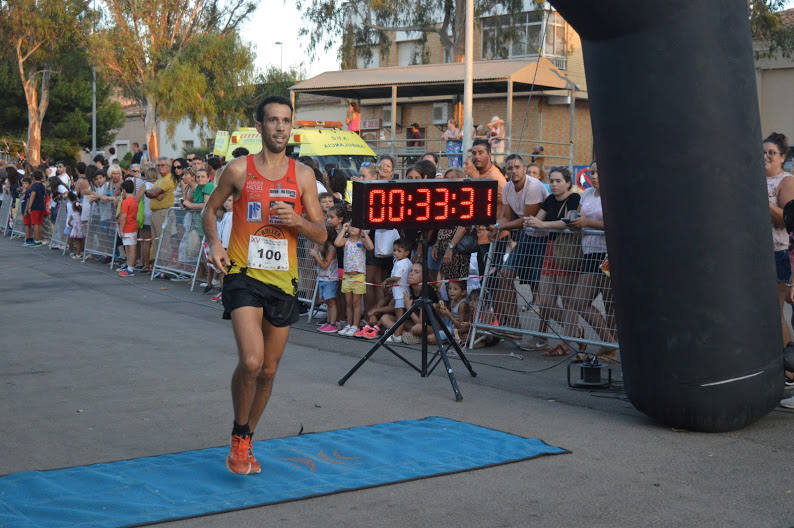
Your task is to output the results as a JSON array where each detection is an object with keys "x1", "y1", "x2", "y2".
[{"x1": 257, "y1": 248, "x2": 281, "y2": 260}]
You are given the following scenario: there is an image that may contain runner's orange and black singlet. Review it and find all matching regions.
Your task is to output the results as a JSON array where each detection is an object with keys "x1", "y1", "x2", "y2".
[{"x1": 227, "y1": 155, "x2": 302, "y2": 296}]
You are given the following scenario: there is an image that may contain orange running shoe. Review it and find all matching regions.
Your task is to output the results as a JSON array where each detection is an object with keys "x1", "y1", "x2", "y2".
[{"x1": 226, "y1": 435, "x2": 261, "y2": 475}]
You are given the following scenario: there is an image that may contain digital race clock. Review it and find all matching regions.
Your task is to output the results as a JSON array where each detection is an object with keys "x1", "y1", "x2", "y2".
[{"x1": 350, "y1": 179, "x2": 498, "y2": 230}]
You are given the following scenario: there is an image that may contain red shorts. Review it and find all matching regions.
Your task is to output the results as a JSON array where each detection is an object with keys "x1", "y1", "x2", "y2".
[{"x1": 27, "y1": 210, "x2": 44, "y2": 225}]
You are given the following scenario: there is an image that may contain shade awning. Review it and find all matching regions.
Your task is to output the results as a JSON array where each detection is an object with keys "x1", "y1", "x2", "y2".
[{"x1": 290, "y1": 57, "x2": 576, "y2": 99}]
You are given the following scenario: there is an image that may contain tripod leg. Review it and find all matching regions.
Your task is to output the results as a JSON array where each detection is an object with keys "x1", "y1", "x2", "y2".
[
  {"x1": 432, "y1": 306, "x2": 477, "y2": 377},
  {"x1": 425, "y1": 304, "x2": 464, "y2": 401},
  {"x1": 338, "y1": 303, "x2": 422, "y2": 385}
]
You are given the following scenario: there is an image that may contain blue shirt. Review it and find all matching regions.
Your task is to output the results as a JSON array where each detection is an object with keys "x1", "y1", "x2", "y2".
[{"x1": 30, "y1": 182, "x2": 46, "y2": 211}]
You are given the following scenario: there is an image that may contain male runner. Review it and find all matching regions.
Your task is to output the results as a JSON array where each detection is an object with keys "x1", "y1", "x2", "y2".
[{"x1": 202, "y1": 95, "x2": 327, "y2": 475}]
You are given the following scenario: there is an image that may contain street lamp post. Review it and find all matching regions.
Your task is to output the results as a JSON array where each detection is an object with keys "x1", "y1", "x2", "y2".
[{"x1": 275, "y1": 41, "x2": 283, "y2": 70}]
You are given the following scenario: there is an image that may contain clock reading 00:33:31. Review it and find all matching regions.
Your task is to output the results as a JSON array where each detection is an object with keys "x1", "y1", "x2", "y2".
[{"x1": 350, "y1": 179, "x2": 498, "y2": 230}]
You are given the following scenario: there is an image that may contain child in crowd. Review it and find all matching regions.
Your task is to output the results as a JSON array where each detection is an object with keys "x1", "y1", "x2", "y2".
[
  {"x1": 378, "y1": 263, "x2": 434, "y2": 345},
  {"x1": 117, "y1": 179, "x2": 138, "y2": 277},
  {"x1": 206, "y1": 195, "x2": 233, "y2": 302},
  {"x1": 313, "y1": 225, "x2": 340, "y2": 333},
  {"x1": 68, "y1": 202, "x2": 85, "y2": 258},
  {"x1": 326, "y1": 203, "x2": 347, "y2": 324},
  {"x1": 358, "y1": 163, "x2": 377, "y2": 181},
  {"x1": 436, "y1": 280, "x2": 471, "y2": 346},
  {"x1": 25, "y1": 171, "x2": 46, "y2": 246},
  {"x1": 204, "y1": 195, "x2": 233, "y2": 300},
  {"x1": 19, "y1": 177, "x2": 32, "y2": 245},
  {"x1": 335, "y1": 221, "x2": 373, "y2": 336},
  {"x1": 363, "y1": 285, "x2": 395, "y2": 338},
  {"x1": 381, "y1": 238, "x2": 413, "y2": 343},
  {"x1": 318, "y1": 192, "x2": 335, "y2": 214}
]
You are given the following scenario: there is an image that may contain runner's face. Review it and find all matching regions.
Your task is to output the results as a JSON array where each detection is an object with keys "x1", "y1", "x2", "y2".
[{"x1": 257, "y1": 103, "x2": 292, "y2": 154}]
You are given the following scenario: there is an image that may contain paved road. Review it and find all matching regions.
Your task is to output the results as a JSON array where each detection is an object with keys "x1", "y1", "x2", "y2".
[{"x1": 1, "y1": 237, "x2": 793, "y2": 527}]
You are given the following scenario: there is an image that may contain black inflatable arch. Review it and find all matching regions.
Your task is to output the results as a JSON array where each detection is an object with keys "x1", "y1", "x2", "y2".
[{"x1": 549, "y1": 0, "x2": 782, "y2": 431}]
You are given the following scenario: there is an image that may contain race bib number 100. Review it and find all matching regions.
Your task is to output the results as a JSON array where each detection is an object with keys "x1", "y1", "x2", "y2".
[{"x1": 247, "y1": 235, "x2": 288, "y2": 271}]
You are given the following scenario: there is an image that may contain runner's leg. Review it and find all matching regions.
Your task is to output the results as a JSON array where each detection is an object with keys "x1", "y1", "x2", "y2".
[
  {"x1": 248, "y1": 318, "x2": 290, "y2": 432},
  {"x1": 230, "y1": 306, "x2": 266, "y2": 426}
]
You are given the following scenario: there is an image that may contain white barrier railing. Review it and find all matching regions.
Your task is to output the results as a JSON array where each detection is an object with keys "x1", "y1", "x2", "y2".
[
  {"x1": 49, "y1": 201, "x2": 69, "y2": 252},
  {"x1": 469, "y1": 226, "x2": 617, "y2": 356},
  {"x1": 151, "y1": 207, "x2": 203, "y2": 283},
  {"x1": 82, "y1": 202, "x2": 118, "y2": 267},
  {"x1": 0, "y1": 194, "x2": 13, "y2": 235}
]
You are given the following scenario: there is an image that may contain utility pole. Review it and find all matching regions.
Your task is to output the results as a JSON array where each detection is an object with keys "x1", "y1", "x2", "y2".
[{"x1": 462, "y1": 0, "x2": 474, "y2": 153}]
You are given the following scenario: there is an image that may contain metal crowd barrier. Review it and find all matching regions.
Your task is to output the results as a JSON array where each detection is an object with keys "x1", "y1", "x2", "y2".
[
  {"x1": 151, "y1": 207, "x2": 202, "y2": 282},
  {"x1": 470, "y1": 226, "x2": 618, "y2": 354},
  {"x1": 9, "y1": 206, "x2": 25, "y2": 240},
  {"x1": 296, "y1": 235, "x2": 319, "y2": 314},
  {"x1": 82, "y1": 202, "x2": 118, "y2": 267},
  {"x1": 0, "y1": 194, "x2": 13, "y2": 235},
  {"x1": 48, "y1": 201, "x2": 69, "y2": 252}
]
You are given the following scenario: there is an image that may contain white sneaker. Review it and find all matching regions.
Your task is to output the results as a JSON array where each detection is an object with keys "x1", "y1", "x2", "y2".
[
  {"x1": 781, "y1": 395, "x2": 794, "y2": 409},
  {"x1": 386, "y1": 334, "x2": 402, "y2": 343},
  {"x1": 339, "y1": 325, "x2": 354, "y2": 336}
]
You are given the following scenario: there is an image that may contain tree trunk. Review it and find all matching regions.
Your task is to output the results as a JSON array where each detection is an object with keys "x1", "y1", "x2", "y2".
[
  {"x1": 18, "y1": 63, "x2": 50, "y2": 168},
  {"x1": 452, "y1": 0, "x2": 466, "y2": 62},
  {"x1": 144, "y1": 95, "x2": 160, "y2": 160},
  {"x1": 27, "y1": 113, "x2": 42, "y2": 168}
]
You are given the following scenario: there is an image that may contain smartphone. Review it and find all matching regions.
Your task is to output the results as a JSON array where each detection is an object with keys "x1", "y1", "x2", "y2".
[{"x1": 561, "y1": 218, "x2": 571, "y2": 224}]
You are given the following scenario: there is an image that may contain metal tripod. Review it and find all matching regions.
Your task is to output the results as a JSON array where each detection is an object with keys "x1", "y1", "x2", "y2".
[{"x1": 338, "y1": 231, "x2": 477, "y2": 401}]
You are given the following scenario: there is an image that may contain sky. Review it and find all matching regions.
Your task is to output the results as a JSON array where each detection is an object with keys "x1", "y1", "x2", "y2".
[
  {"x1": 240, "y1": 0, "x2": 794, "y2": 80},
  {"x1": 240, "y1": 1, "x2": 342, "y2": 79}
]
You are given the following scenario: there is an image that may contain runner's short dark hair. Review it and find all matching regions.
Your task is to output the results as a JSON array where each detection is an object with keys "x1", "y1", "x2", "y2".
[{"x1": 256, "y1": 96, "x2": 293, "y2": 123}]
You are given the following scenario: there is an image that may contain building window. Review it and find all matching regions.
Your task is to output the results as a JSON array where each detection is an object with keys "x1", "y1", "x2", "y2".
[
  {"x1": 182, "y1": 140, "x2": 194, "y2": 151},
  {"x1": 397, "y1": 40, "x2": 422, "y2": 66},
  {"x1": 443, "y1": 45, "x2": 454, "y2": 64},
  {"x1": 481, "y1": 10, "x2": 566, "y2": 67},
  {"x1": 356, "y1": 49, "x2": 380, "y2": 69}
]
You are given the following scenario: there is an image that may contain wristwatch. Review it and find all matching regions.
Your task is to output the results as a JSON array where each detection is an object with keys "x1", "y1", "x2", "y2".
[{"x1": 447, "y1": 242, "x2": 455, "y2": 250}]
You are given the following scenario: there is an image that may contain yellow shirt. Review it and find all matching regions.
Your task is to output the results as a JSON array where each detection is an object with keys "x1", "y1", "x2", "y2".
[{"x1": 150, "y1": 175, "x2": 175, "y2": 210}]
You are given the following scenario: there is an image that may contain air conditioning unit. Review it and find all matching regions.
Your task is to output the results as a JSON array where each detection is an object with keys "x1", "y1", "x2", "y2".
[
  {"x1": 432, "y1": 102, "x2": 450, "y2": 125},
  {"x1": 382, "y1": 105, "x2": 402, "y2": 128}
]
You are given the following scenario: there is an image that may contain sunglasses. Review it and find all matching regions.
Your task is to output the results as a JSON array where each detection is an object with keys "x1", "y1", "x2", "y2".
[{"x1": 173, "y1": 165, "x2": 183, "y2": 169}]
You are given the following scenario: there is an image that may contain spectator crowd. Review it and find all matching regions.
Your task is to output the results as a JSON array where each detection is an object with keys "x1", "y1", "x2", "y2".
[{"x1": 2, "y1": 129, "x2": 793, "y2": 408}]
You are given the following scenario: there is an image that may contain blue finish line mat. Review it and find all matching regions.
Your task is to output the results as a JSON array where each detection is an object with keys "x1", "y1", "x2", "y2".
[{"x1": 0, "y1": 417, "x2": 568, "y2": 527}]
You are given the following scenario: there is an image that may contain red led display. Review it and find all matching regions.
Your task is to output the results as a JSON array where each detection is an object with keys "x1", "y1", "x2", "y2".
[{"x1": 352, "y1": 179, "x2": 498, "y2": 230}]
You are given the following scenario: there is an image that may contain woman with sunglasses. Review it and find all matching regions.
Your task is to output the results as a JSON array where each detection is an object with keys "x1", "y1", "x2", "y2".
[{"x1": 763, "y1": 132, "x2": 794, "y2": 348}]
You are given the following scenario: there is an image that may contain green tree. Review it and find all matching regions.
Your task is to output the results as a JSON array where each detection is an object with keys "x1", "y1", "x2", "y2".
[
  {"x1": 0, "y1": 48, "x2": 124, "y2": 165},
  {"x1": 94, "y1": 0, "x2": 257, "y2": 159},
  {"x1": 749, "y1": 0, "x2": 794, "y2": 58},
  {"x1": 295, "y1": 0, "x2": 529, "y2": 66},
  {"x1": 255, "y1": 66, "x2": 305, "y2": 100},
  {"x1": 0, "y1": 0, "x2": 91, "y2": 167}
]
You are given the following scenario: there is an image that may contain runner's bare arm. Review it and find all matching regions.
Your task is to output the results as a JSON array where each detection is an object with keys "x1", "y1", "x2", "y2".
[{"x1": 202, "y1": 161, "x2": 244, "y2": 273}]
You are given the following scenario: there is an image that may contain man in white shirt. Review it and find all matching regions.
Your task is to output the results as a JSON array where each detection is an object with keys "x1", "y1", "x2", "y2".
[{"x1": 489, "y1": 153, "x2": 549, "y2": 331}]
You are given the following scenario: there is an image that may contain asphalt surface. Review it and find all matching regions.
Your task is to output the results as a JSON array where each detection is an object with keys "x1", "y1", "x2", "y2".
[{"x1": 1, "y1": 236, "x2": 793, "y2": 527}]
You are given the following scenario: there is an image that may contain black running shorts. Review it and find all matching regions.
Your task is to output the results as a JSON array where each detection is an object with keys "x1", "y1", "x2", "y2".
[{"x1": 221, "y1": 273, "x2": 299, "y2": 327}]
